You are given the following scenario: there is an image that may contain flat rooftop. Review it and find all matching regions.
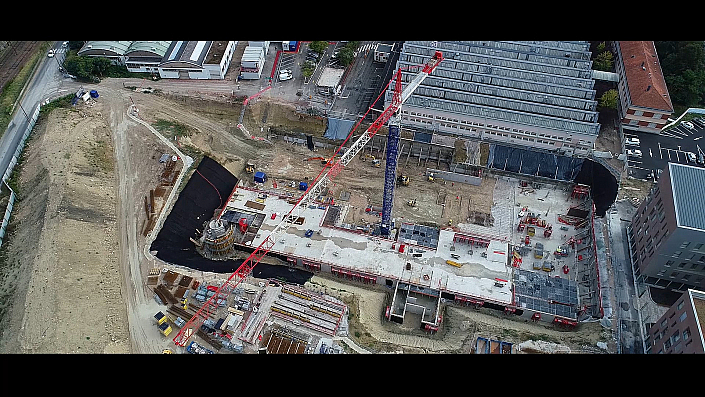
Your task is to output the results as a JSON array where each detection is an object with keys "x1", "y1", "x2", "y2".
[{"x1": 221, "y1": 186, "x2": 514, "y2": 306}]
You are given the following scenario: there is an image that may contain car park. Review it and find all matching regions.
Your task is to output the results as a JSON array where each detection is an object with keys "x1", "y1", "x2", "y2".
[{"x1": 625, "y1": 137, "x2": 640, "y2": 146}]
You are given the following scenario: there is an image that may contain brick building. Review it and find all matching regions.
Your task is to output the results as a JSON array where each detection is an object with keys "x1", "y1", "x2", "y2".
[
  {"x1": 614, "y1": 41, "x2": 673, "y2": 134},
  {"x1": 646, "y1": 289, "x2": 705, "y2": 354}
]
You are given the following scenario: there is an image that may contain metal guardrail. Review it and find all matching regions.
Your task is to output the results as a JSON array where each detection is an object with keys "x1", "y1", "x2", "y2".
[{"x1": 0, "y1": 102, "x2": 40, "y2": 248}]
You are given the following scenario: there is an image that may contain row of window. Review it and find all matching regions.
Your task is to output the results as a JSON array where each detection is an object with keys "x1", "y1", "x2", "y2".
[
  {"x1": 648, "y1": 300, "x2": 692, "y2": 353},
  {"x1": 403, "y1": 110, "x2": 589, "y2": 148}
]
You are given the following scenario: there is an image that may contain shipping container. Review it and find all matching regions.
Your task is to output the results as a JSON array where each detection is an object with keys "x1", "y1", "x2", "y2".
[{"x1": 254, "y1": 172, "x2": 267, "y2": 183}]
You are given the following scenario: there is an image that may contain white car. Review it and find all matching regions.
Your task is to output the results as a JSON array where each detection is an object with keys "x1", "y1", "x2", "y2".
[
  {"x1": 625, "y1": 137, "x2": 640, "y2": 146},
  {"x1": 627, "y1": 149, "x2": 642, "y2": 158},
  {"x1": 683, "y1": 121, "x2": 695, "y2": 130},
  {"x1": 47, "y1": 49, "x2": 55, "y2": 58},
  {"x1": 279, "y1": 69, "x2": 293, "y2": 81},
  {"x1": 687, "y1": 152, "x2": 697, "y2": 163},
  {"x1": 61, "y1": 41, "x2": 68, "y2": 48}
]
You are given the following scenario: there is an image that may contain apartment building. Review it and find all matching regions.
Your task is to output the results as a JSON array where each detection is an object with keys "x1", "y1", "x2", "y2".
[
  {"x1": 646, "y1": 289, "x2": 705, "y2": 354},
  {"x1": 614, "y1": 41, "x2": 673, "y2": 134},
  {"x1": 629, "y1": 163, "x2": 705, "y2": 292},
  {"x1": 385, "y1": 41, "x2": 601, "y2": 157}
]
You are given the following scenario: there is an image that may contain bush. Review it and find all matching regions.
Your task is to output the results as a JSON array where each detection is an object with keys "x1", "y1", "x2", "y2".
[{"x1": 309, "y1": 41, "x2": 327, "y2": 55}]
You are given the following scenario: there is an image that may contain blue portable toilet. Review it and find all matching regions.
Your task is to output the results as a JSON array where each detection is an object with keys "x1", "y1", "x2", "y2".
[
  {"x1": 254, "y1": 171, "x2": 267, "y2": 183},
  {"x1": 299, "y1": 181, "x2": 308, "y2": 191},
  {"x1": 89, "y1": 90, "x2": 99, "y2": 98}
]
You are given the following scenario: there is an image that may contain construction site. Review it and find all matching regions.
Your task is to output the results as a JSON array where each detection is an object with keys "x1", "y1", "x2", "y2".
[
  {"x1": 145, "y1": 52, "x2": 609, "y2": 354},
  {"x1": 0, "y1": 44, "x2": 615, "y2": 355}
]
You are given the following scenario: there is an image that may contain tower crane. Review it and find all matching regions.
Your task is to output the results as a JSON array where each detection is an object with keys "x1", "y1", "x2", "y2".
[{"x1": 172, "y1": 50, "x2": 443, "y2": 347}]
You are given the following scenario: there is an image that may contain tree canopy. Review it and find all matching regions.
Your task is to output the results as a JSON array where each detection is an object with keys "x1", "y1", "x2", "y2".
[{"x1": 654, "y1": 41, "x2": 705, "y2": 109}]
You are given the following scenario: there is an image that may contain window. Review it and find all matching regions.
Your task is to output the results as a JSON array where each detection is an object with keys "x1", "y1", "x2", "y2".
[
  {"x1": 665, "y1": 260, "x2": 675, "y2": 267},
  {"x1": 683, "y1": 328, "x2": 691, "y2": 340},
  {"x1": 691, "y1": 264, "x2": 699, "y2": 270},
  {"x1": 670, "y1": 271, "x2": 679, "y2": 278},
  {"x1": 678, "y1": 262, "x2": 687, "y2": 268},
  {"x1": 677, "y1": 301, "x2": 684, "y2": 310},
  {"x1": 661, "y1": 319, "x2": 668, "y2": 327},
  {"x1": 673, "y1": 251, "x2": 682, "y2": 258},
  {"x1": 681, "y1": 242, "x2": 691, "y2": 249},
  {"x1": 679, "y1": 312, "x2": 687, "y2": 322},
  {"x1": 696, "y1": 244, "x2": 703, "y2": 250}
]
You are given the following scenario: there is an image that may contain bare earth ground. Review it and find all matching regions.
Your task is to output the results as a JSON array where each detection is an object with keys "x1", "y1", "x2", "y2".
[
  {"x1": 0, "y1": 79, "x2": 612, "y2": 353},
  {"x1": 0, "y1": 103, "x2": 129, "y2": 353}
]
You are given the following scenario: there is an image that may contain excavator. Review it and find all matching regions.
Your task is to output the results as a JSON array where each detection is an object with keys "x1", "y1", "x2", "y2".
[
  {"x1": 245, "y1": 161, "x2": 255, "y2": 174},
  {"x1": 407, "y1": 198, "x2": 417, "y2": 207},
  {"x1": 398, "y1": 175, "x2": 410, "y2": 186}
]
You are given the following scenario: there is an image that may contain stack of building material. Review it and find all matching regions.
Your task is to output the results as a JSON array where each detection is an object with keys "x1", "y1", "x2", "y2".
[{"x1": 240, "y1": 46, "x2": 266, "y2": 80}]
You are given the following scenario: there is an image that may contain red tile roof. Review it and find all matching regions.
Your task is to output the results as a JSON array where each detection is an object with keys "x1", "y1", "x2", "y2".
[{"x1": 618, "y1": 41, "x2": 673, "y2": 113}]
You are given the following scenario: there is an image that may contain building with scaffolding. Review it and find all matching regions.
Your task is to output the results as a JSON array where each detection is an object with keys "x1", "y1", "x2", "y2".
[{"x1": 385, "y1": 41, "x2": 600, "y2": 159}]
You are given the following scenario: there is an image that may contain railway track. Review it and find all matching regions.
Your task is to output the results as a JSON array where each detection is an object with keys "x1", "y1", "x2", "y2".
[{"x1": 0, "y1": 41, "x2": 42, "y2": 96}]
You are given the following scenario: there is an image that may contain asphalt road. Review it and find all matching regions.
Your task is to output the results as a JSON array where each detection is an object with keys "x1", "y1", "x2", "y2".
[
  {"x1": 624, "y1": 117, "x2": 705, "y2": 180},
  {"x1": 0, "y1": 42, "x2": 75, "y2": 180}
]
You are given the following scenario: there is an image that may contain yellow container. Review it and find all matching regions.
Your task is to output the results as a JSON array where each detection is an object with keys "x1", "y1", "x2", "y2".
[{"x1": 446, "y1": 260, "x2": 462, "y2": 268}]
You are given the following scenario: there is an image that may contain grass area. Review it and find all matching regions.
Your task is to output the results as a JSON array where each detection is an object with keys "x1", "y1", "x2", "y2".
[
  {"x1": 0, "y1": 42, "x2": 50, "y2": 140},
  {"x1": 153, "y1": 119, "x2": 193, "y2": 139},
  {"x1": 86, "y1": 140, "x2": 114, "y2": 174}
]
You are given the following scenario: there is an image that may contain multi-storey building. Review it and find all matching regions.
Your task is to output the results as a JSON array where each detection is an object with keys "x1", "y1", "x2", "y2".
[
  {"x1": 385, "y1": 41, "x2": 601, "y2": 157},
  {"x1": 629, "y1": 163, "x2": 705, "y2": 292},
  {"x1": 614, "y1": 41, "x2": 673, "y2": 134},
  {"x1": 646, "y1": 289, "x2": 705, "y2": 354}
]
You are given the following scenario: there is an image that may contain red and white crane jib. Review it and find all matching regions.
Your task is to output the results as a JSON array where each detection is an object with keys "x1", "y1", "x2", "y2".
[{"x1": 172, "y1": 50, "x2": 443, "y2": 347}]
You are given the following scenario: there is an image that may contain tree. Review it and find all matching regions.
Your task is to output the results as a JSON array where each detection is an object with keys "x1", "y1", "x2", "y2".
[
  {"x1": 309, "y1": 41, "x2": 327, "y2": 55},
  {"x1": 599, "y1": 89, "x2": 618, "y2": 110},
  {"x1": 655, "y1": 41, "x2": 705, "y2": 108},
  {"x1": 593, "y1": 51, "x2": 614, "y2": 72},
  {"x1": 336, "y1": 47, "x2": 355, "y2": 67},
  {"x1": 597, "y1": 41, "x2": 606, "y2": 53}
]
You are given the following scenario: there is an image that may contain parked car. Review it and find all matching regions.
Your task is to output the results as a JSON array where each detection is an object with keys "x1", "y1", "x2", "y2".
[
  {"x1": 627, "y1": 149, "x2": 642, "y2": 158},
  {"x1": 698, "y1": 152, "x2": 704, "y2": 165},
  {"x1": 683, "y1": 121, "x2": 695, "y2": 130},
  {"x1": 625, "y1": 137, "x2": 640, "y2": 146},
  {"x1": 61, "y1": 41, "x2": 68, "y2": 48},
  {"x1": 47, "y1": 49, "x2": 55, "y2": 58},
  {"x1": 279, "y1": 69, "x2": 293, "y2": 81},
  {"x1": 687, "y1": 151, "x2": 697, "y2": 163}
]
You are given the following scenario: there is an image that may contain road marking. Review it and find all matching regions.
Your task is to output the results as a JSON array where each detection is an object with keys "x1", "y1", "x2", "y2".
[
  {"x1": 658, "y1": 141, "x2": 662, "y2": 159},
  {"x1": 649, "y1": 148, "x2": 653, "y2": 158}
]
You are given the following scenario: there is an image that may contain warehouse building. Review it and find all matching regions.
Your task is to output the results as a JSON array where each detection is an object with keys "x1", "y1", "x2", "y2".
[
  {"x1": 125, "y1": 41, "x2": 173, "y2": 73},
  {"x1": 159, "y1": 41, "x2": 237, "y2": 80},
  {"x1": 78, "y1": 41, "x2": 133, "y2": 64},
  {"x1": 628, "y1": 163, "x2": 705, "y2": 292},
  {"x1": 614, "y1": 41, "x2": 673, "y2": 134},
  {"x1": 646, "y1": 289, "x2": 705, "y2": 354},
  {"x1": 385, "y1": 41, "x2": 600, "y2": 164}
]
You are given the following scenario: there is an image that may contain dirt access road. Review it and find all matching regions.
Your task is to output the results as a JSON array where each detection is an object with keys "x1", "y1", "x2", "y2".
[{"x1": 0, "y1": 78, "x2": 263, "y2": 353}]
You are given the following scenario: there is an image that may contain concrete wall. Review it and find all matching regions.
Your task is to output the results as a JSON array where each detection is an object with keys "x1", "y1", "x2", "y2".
[{"x1": 425, "y1": 168, "x2": 481, "y2": 186}]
